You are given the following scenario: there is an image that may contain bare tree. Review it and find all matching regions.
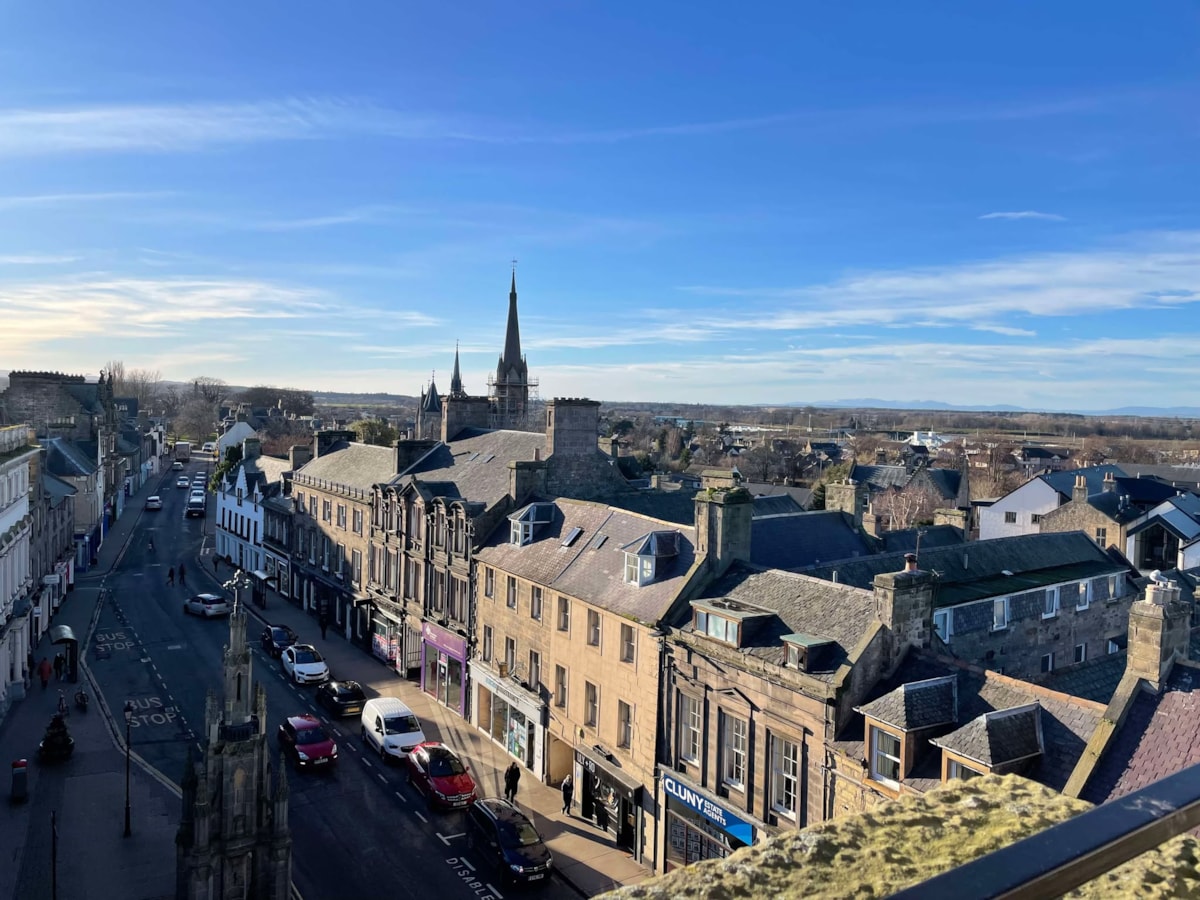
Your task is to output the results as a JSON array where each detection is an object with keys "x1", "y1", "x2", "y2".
[
  {"x1": 175, "y1": 396, "x2": 218, "y2": 442},
  {"x1": 873, "y1": 483, "x2": 942, "y2": 530},
  {"x1": 192, "y1": 376, "x2": 227, "y2": 404}
]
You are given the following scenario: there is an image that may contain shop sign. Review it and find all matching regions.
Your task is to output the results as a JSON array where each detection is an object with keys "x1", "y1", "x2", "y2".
[
  {"x1": 422, "y1": 621, "x2": 466, "y2": 658},
  {"x1": 662, "y1": 774, "x2": 754, "y2": 845}
]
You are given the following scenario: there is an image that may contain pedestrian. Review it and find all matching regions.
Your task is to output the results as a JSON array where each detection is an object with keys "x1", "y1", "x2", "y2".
[
  {"x1": 38, "y1": 657, "x2": 51, "y2": 690},
  {"x1": 595, "y1": 798, "x2": 609, "y2": 834},
  {"x1": 53, "y1": 652, "x2": 64, "y2": 681},
  {"x1": 167, "y1": 566, "x2": 175, "y2": 586},
  {"x1": 561, "y1": 774, "x2": 574, "y2": 815},
  {"x1": 504, "y1": 762, "x2": 521, "y2": 803},
  {"x1": 179, "y1": 563, "x2": 187, "y2": 587},
  {"x1": 319, "y1": 614, "x2": 329, "y2": 640},
  {"x1": 213, "y1": 555, "x2": 220, "y2": 573},
  {"x1": 26, "y1": 651, "x2": 35, "y2": 685}
]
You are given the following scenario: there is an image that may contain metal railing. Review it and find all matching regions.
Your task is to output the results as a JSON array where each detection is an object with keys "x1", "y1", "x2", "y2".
[{"x1": 888, "y1": 763, "x2": 1200, "y2": 899}]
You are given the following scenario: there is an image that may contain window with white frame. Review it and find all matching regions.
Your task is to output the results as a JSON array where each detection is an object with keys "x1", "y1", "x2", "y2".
[
  {"x1": 721, "y1": 712, "x2": 747, "y2": 789},
  {"x1": 528, "y1": 650, "x2": 541, "y2": 691},
  {"x1": 352, "y1": 508, "x2": 363, "y2": 535},
  {"x1": 503, "y1": 637, "x2": 516, "y2": 673},
  {"x1": 1094, "y1": 527, "x2": 1107, "y2": 547},
  {"x1": 351, "y1": 549, "x2": 362, "y2": 586},
  {"x1": 337, "y1": 504, "x2": 347, "y2": 529},
  {"x1": 869, "y1": 726, "x2": 902, "y2": 787},
  {"x1": 623, "y1": 554, "x2": 639, "y2": 584},
  {"x1": 617, "y1": 700, "x2": 633, "y2": 749},
  {"x1": 482, "y1": 625, "x2": 493, "y2": 662},
  {"x1": 506, "y1": 576, "x2": 517, "y2": 609},
  {"x1": 554, "y1": 665, "x2": 568, "y2": 709},
  {"x1": 771, "y1": 735, "x2": 800, "y2": 819},
  {"x1": 1041, "y1": 652, "x2": 1055, "y2": 672},
  {"x1": 584, "y1": 681, "x2": 599, "y2": 728},
  {"x1": 484, "y1": 567, "x2": 494, "y2": 599},
  {"x1": 620, "y1": 623, "x2": 636, "y2": 663},
  {"x1": 322, "y1": 499, "x2": 331, "y2": 522},
  {"x1": 587, "y1": 609, "x2": 602, "y2": 647},
  {"x1": 948, "y1": 759, "x2": 981, "y2": 780},
  {"x1": 1108, "y1": 639, "x2": 1121, "y2": 654},
  {"x1": 1042, "y1": 587, "x2": 1059, "y2": 619},
  {"x1": 992, "y1": 597, "x2": 1009, "y2": 631},
  {"x1": 1074, "y1": 643, "x2": 1087, "y2": 664},
  {"x1": 933, "y1": 609, "x2": 952, "y2": 641},
  {"x1": 557, "y1": 595, "x2": 570, "y2": 632},
  {"x1": 530, "y1": 586, "x2": 543, "y2": 621},
  {"x1": 678, "y1": 694, "x2": 702, "y2": 763}
]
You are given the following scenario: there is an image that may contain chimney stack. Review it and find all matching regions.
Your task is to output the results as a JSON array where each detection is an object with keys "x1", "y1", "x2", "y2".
[
  {"x1": 904, "y1": 552, "x2": 919, "y2": 573},
  {"x1": 1072, "y1": 474, "x2": 1088, "y2": 503},
  {"x1": 1127, "y1": 576, "x2": 1189, "y2": 691},
  {"x1": 1103, "y1": 471, "x2": 1117, "y2": 493}
]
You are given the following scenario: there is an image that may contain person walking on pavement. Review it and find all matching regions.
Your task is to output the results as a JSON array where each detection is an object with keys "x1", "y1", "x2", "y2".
[
  {"x1": 167, "y1": 566, "x2": 175, "y2": 586},
  {"x1": 319, "y1": 613, "x2": 329, "y2": 640},
  {"x1": 53, "y1": 652, "x2": 65, "y2": 681},
  {"x1": 213, "y1": 555, "x2": 220, "y2": 574},
  {"x1": 179, "y1": 563, "x2": 187, "y2": 587},
  {"x1": 561, "y1": 774, "x2": 574, "y2": 815},
  {"x1": 504, "y1": 762, "x2": 521, "y2": 803},
  {"x1": 38, "y1": 657, "x2": 51, "y2": 690}
]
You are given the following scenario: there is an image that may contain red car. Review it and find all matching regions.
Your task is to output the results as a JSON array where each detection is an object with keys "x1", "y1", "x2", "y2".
[
  {"x1": 405, "y1": 742, "x2": 478, "y2": 809},
  {"x1": 277, "y1": 714, "x2": 338, "y2": 770}
]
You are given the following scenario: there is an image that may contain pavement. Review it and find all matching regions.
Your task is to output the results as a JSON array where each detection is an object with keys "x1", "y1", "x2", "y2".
[
  {"x1": 0, "y1": 463, "x2": 653, "y2": 900},
  {"x1": 192, "y1": 554, "x2": 655, "y2": 899}
]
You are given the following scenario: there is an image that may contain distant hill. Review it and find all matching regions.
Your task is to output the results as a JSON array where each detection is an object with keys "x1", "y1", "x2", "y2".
[{"x1": 787, "y1": 399, "x2": 1200, "y2": 418}]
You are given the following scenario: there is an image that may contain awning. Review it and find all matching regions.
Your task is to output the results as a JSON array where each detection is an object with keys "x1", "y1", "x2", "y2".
[
  {"x1": 49, "y1": 625, "x2": 77, "y2": 644},
  {"x1": 575, "y1": 745, "x2": 643, "y2": 802}
]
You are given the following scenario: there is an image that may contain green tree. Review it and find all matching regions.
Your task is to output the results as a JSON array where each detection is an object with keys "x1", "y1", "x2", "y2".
[{"x1": 350, "y1": 419, "x2": 400, "y2": 447}]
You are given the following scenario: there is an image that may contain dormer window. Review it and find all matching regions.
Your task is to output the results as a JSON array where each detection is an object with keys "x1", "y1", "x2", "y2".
[
  {"x1": 620, "y1": 530, "x2": 679, "y2": 587},
  {"x1": 509, "y1": 502, "x2": 554, "y2": 547},
  {"x1": 782, "y1": 634, "x2": 833, "y2": 672},
  {"x1": 692, "y1": 608, "x2": 740, "y2": 646},
  {"x1": 511, "y1": 520, "x2": 534, "y2": 546}
]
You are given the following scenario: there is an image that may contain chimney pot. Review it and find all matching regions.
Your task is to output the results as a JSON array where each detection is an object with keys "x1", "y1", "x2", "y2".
[{"x1": 904, "y1": 552, "x2": 918, "y2": 573}]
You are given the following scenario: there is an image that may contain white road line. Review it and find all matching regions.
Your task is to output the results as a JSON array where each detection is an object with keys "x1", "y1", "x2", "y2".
[
  {"x1": 437, "y1": 832, "x2": 465, "y2": 845},
  {"x1": 459, "y1": 858, "x2": 475, "y2": 872},
  {"x1": 485, "y1": 883, "x2": 503, "y2": 899},
  {"x1": 414, "y1": 810, "x2": 428, "y2": 823},
  {"x1": 394, "y1": 790, "x2": 408, "y2": 803},
  {"x1": 377, "y1": 773, "x2": 387, "y2": 784},
  {"x1": 132, "y1": 573, "x2": 145, "y2": 578},
  {"x1": 166, "y1": 644, "x2": 183, "y2": 650}
]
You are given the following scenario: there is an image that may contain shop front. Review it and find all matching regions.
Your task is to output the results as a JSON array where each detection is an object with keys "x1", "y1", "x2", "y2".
[
  {"x1": 471, "y1": 662, "x2": 545, "y2": 775},
  {"x1": 371, "y1": 605, "x2": 402, "y2": 667},
  {"x1": 576, "y1": 746, "x2": 644, "y2": 858},
  {"x1": 421, "y1": 621, "x2": 468, "y2": 716},
  {"x1": 661, "y1": 773, "x2": 757, "y2": 871}
]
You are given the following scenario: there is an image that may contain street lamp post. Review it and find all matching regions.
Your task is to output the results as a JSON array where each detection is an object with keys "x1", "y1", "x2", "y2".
[{"x1": 123, "y1": 699, "x2": 134, "y2": 837}]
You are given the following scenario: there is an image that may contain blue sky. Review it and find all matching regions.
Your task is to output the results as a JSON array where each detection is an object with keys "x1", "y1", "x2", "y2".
[{"x1": 1, "y1": 3, "x2": 1198, "y2": 410}]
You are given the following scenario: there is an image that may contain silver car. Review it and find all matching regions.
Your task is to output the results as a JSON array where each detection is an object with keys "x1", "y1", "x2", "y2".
[{"x1": 183, "y1": 593, "x2": 231, "y2": 617}]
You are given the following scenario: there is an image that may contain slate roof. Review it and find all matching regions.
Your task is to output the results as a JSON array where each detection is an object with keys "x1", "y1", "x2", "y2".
[
  {"x1": 62, "y1": 382, "x2": 103, "y2": 415},
  {"x1": 232, "y1": 454, "x2": 291, "y2": 498},
  {"x1": 42, "y1": 437, "x2": 96, "y2": 477},
  {"x1": 931, "y1": 703, "x2": 1043, "y2": 767},
  {"x1": 799, "y1": 531, "x2": 1127, "y2": 609},
  {"x1": 744, "y1": 481, "x2": 813, "y2": 510},
  {"x1": 1033, "y1": 650, "x2": 1128, "y2": 705},
  {"x1": 398, "y1": 428, "x2": 547, "y2": 510},
  {"x1": 1041, "y1": 465, "x2": 1125, "y2": 500},
  {"x1": 855, "y1": 676, "x2": 958, "y2": 731},
  {"x1": 752, "y1": 494, "x2": 803, "y2": 517},
  {"x1": 872, "y1": 525, "x2": 965, "y2": 555},
  {"x1": 1117, "y1": 464, "x2": 1200, "y2": 493},
  {"x1": 848, "y1": 463, "x2": 963, "y2": 503},
  {"x1": 475, "y1": 498, "x2": 698, "y2": 625},
  {"x1": 296, "y1": 440, "x2": 399, "y2": 491},
  {"x1": 853, "y1": 652, "x2": 1105, "y2": 792},
  {"x1": 1126, "y1": 493, "x2": 1200, "y2": 543},
  {"x1": 750, "y1": 510, "x2": 871, "y2": 570},
  {"x1": 608, "y1": 490, "x2": 698, "y2": 526},
  {"x1": 677, "y1": 563, "x2": 878, "y2": 681},
  {"x1": 42, "y1": 471, "x2": 77, "y2": 505},
  {"x1": 1080, "y1": 663, "x2": 1200, "y2": 805}
]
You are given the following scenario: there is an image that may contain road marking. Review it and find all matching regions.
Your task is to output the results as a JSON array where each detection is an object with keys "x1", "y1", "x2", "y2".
[
  {"x1": 486, "y1": 883, "x2": 503, "y2": 899},
  {"x1": 414, "y1": 810, "x2": 428, "y2": 823},
  {"x1": 459, "y1": 858, "x2": 475, "y2": 872},
  {"x1": 132, "y1": 573, "x2": 145, "y2": 578},
  {"x1": 167, "y1": 644, "x2": 183, "y2": 650},
  {"x1": 394, "y1": 790, "x2": 408, "y2": 804},
  {"x1": 437, "y1": 832, "x2": 466, "y2": 845},
  {"x1": 377, "y1": 773, "x2": 387, "y2": 784}
]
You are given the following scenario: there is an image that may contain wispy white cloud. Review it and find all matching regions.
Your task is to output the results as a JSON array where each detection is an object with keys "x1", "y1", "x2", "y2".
[
  {"x1": 979, "y1": 210, "x2": 1066, "y2": 221},
  {"x1": 0, "y1": 254, "x2": 81, "y2": 265},
  {"x1": 0, "y1": 191, "x2": 173, "y2": 210}
]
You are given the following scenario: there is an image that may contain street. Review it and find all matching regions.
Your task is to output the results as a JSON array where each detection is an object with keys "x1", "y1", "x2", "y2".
[{"x1": 86, "y1": 461, "x2": 574, "y2": 900}]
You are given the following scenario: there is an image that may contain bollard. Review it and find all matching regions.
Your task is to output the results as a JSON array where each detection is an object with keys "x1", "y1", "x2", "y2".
[{"x1": 11, "y1": 758, "x2": 28, "y2": 802}]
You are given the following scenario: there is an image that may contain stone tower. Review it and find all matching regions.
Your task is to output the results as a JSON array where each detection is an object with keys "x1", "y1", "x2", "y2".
[
  {"x1": 489, "y1": 272, "x2": 534, "y2": 429},
  {"x1": 176, "y1": 604, "x2": 291, "y2": 900},
  {"x1": 415, "y1": 376, "x2": 443, "y2": 441}
]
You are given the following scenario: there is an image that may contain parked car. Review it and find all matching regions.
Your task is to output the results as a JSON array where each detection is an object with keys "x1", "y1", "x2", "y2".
[
  {"x1": 183, "y1": 593, "x2": 231, "y2": 617},
  {"x1": 316, "y1": 680, "x2": 366, "y2": 717},
  {"x1": 277, "y1": 714, "x2": 338, "y2": 770},
  {"x1": 405, "y1": 742, "x2": 478, "y2": 810},
  {"x1": 281, "y1": 644, "x2": 329, "y2": 684},
  {"x1": 466, "y1": 798, "x2": 553, "y2": 885},
  {"x1": 260, "y1": 625, "x2": 299, "y2": 659},
  {"x1": 360, "y1": 697, "x2": 425, "y2": 762},
  {"x1": 145, "y1": 495, "x2": 163, "y2": 511},
  {"x1": 175, "y1": 475, "x2": 190, "y2": 488}
]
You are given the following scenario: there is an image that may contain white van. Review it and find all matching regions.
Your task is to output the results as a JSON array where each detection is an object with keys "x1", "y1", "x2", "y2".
[
  {"x1": 360, "y1": 697, "x2": 426, "y2": 763},
  {"x1": 201, "y1": 441, "x2": 217, "y2": 454}
]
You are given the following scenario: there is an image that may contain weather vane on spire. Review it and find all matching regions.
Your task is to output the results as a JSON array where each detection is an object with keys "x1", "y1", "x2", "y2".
[{"x1": 511, "y1": 258, "x2": 518, "y2": 273}]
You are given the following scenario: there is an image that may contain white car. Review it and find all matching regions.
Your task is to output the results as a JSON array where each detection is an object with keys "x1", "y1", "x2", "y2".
[
  {"x1": 183, "y1": 593, "x2": 231, "y2": 617},
  {"x1": 281, "y1": 645, "x2": 330, "y2": 684},
  {"x1": 145, "y1": 495, "x2": 163, "y2": 511},
  {"x1": 175, "y1": 476, "x2": 190, "y2": 488}
]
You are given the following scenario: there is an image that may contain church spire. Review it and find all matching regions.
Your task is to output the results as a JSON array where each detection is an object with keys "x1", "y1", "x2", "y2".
[
  {"x1": 450, "y1": 342, "x2": 463, "y2": 396},
  {"x1": 501, "y1": 270, "x2": 522, "y2": 371}
]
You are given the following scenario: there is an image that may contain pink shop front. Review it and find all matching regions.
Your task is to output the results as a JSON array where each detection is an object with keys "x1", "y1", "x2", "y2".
[{"x1": 420, "y1": 621, "x2": 467, "y2": 716}]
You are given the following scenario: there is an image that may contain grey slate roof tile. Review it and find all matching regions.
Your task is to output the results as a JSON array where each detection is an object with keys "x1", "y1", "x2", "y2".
[
  {"x1": 856, "y1": 676, "x2": 957, "y2": 731},
  {"x1": 932, "y1": 703, "x2": 1042, "y2": 767},
  {"x1": 400, "y1": 429, "x2": 547, "y2": 510},
  {"x1": 749, "y1": 510, "x2": 871, "y2": 570},
  {"x1": 1034, "y1": 651, "x2": 1128, "y2": 705},
  {"x1": 296, "y1": 441, "x2": 399, "y2": 491}
]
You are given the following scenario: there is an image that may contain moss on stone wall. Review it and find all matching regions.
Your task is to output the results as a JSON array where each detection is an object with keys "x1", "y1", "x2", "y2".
[{"x1": 601, "y1": 775, "x2": 1200, "y2": 900}]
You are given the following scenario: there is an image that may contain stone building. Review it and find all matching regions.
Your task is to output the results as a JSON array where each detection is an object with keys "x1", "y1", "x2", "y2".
[
  {"x1": 474, "y1": 496, "x2": 703, "y2": 867},
  {"x1": 213, "y1": 438, "x2": 290, "y2": 575},
  {"x1": 289, "y1": 430, "x2": 397, "y2": 647},
  {"x1": 176, "y1": 606, "x2": 291, "y2": 900},
  {"x1": 488, "y1": 272, "x2": 538, "y2": 430},
  {"x1": 1038, "y1": 470, "x2": 1177, "y2": 555},
  {"x1": 28, "y1": 443, "x2": 76, "y2": 651},
  {"x1": 0, "y1": 426, "x2": 39, "y2": 717}
]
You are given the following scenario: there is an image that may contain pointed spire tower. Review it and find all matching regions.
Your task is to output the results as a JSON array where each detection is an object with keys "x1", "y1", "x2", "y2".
[
  {"x1": 490, "y1": 268, "x2": 532, "y2": 429},
  {"x1": 449, "y1": 342, "x2": 465, "y2": 398},
  {"x1": 416, "y1": 372, "x2": 443, "y2": 441}
]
